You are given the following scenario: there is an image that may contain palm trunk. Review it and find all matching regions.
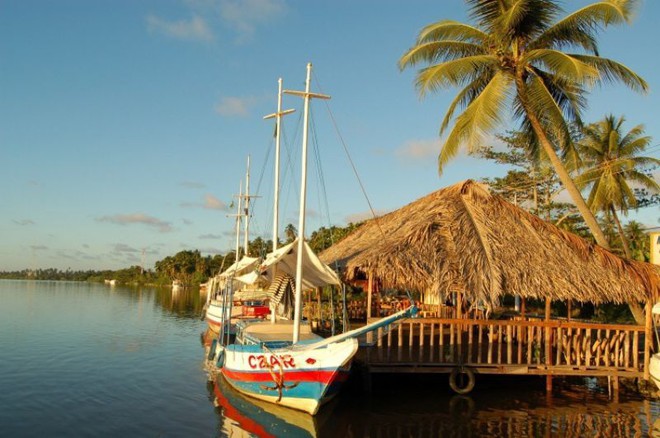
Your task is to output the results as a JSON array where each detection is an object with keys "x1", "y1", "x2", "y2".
[
  {"x1": 516, "y1": 93, "x2": 609, "y2": 249},
  {"x1": 517, "y1": 84, "x2": 645, "y2": 326},
  {"x1": 610, "y1": 206, "x2": 632, "y2": 259}
]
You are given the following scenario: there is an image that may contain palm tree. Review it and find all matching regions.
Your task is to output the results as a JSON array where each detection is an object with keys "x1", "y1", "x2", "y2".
[
  {"x1": 399, "y1": 0, "x2": 648, "y2": 249},
  {"x1": 284, "y1": 223, "x2": 297, "y2": 243},
  {"x1": 575, "y1": 115, "x2": 659, "y2": 258}
]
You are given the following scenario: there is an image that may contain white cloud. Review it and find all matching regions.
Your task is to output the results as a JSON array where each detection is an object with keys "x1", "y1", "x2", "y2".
[
  {"x1": 13, "y1": 219, "x2": 35, "y2": 226},
  {"x1": 220, "y1": 0, "x2": 286, "y2": 42},
  {"x1": 345, "y1": 209, "x2": 388, "y2": 224},
  {"x1": 97, "y1": 213, "x2": 173, "y2": 233},
  {"x1": 180, "y1": 194, "x2": 229, "y2": 211},
  {"x1": 395, "y1": 139, "x2": 439, "y2": 162},
  {"x1": 146, "y1": 14, "x2": 213, "y2": 41},
  {"x1": 199, "y1": 233, "x2": 223, "y2": 239},
  {"x1": 215, "y1": 96, "x2": 256, "y2": 117}
]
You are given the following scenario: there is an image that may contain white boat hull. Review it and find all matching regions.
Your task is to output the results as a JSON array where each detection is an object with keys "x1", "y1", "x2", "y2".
[
  {"x1": 219, "y1": 338, "x2": 358, "y2": 415},
  {"x1": 650, "y1": 353, "x2": 660, "y2": 389}
]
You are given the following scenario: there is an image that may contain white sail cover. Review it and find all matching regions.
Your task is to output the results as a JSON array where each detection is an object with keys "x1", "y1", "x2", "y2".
[
  {"x1": 218, "y1": 256, "x2": 260, "y2": 279},
  {"x1": 235, "y1": 238, "x2": 340, "y2": 290}
]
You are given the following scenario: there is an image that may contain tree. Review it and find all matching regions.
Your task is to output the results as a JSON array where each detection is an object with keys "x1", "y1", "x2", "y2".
[
  {"x1": 284, "y1": 223, "x2": 297, "y2": 243},
  {"x1": 575, "y1": 115, "x2": 658, "y2": 258},
  {"x1": 399, "y1": 0, "x2": 648, "y2": 250}
]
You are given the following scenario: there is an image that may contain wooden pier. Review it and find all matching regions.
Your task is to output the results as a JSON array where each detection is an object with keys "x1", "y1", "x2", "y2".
[{"x1": 354, "y1": 315, "x2": 651, "y2": 393}]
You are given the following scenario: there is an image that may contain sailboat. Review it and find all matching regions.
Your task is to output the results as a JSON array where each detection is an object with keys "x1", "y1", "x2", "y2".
[
  {"x1": 209, "y1": 63, "x2": 416, "y2": 415},
  {"x1": 204, "y1": 160, "x2": 270, "y2": 335}
]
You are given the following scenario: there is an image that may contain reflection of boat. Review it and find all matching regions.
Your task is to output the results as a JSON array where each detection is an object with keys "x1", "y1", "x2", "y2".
[
  {"x1": 211, "y1": 375, "x2": 322, "y2": 437},
  {"x1": 649, "y1": 303, "x2": 660, "y2": 389},
  {"x1": 172, "y1": 280, "x2": 183, "y2": 291},
  {"x1": 211, "y1": 64, "x2": 416, "y2": 415}
]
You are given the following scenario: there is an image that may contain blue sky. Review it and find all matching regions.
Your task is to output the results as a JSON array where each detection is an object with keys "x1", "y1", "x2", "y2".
[{"x1": 2, "y1": 0, "x2": 659, "y2": 271}]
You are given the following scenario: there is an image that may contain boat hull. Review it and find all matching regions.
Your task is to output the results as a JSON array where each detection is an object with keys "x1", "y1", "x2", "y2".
[
  {"x1": 220, "y1": 338, "x2": 358, "y2": 415},
  {"x1": 205, "y1": 300, "x2": 242, "y2": 333},
  {"x1": 650, "y1": 353, "x2": 660, "y2": 389}
]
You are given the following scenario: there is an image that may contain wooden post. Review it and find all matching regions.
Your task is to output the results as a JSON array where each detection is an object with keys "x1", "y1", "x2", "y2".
[
  {"x1": 520, "y1": 297, "x2": 526, "y2": 318},
  {"x1": 545, "y1": 298, "x2": 552, "y2": 394},
  {"x1": 644, "y1": 300, "x2": 652, "y2": 380},
  {"x1": 567, "y1": 300, "x2": 572, "y2": 322},
  {"x1": 367, "y1": 273, "x2": 373, "y2": 319}
]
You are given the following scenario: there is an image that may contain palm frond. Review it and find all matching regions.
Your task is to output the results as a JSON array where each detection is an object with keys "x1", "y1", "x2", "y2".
[
  {"x1": 571, "y1": 54, "x2": 648, "y2": 93},
  {"x1": 440, "y1": 71, "x2": 494, "y2": 134},
  {"x1": 525, "y1": 49, "x2": 599, "y2": 82},
  {"x1": 523, "y1": 72, "x2": 574, "y2": 155},
  {"x1": 529, "y1": 1, "x2": 638, "y2": 52},
  {"x1": 439, "y1": 72, "x2": 512, "y2": 175},
  {"x1": 416, "y1": 20, "x2": 488, "y2": 45},
  {"x1": 414, "y1": 55, "x2": 498, "y2": 96},
  {"x1": 399, "y1": 41, "x2": 485, "y2": 70}
]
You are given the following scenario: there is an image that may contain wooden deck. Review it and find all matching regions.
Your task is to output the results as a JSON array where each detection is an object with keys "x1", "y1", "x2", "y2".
[{"x1": 356, "y1": 317, "x2": 649, "y2": 381}]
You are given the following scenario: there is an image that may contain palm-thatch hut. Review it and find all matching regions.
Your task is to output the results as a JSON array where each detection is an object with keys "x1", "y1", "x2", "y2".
[{"x1": 320, "y1": 180, "x2": 660, "y2": 314}]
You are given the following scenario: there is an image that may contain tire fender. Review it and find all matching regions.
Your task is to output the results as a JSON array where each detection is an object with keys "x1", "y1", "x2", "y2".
[{"x1": 449, "y1": 367, "x2": 475, "y2": 395}]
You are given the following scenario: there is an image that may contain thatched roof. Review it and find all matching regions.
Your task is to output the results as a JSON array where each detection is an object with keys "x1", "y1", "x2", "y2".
[{"x1": 320, "y1": 180, "x2": 660, "y2": 308}]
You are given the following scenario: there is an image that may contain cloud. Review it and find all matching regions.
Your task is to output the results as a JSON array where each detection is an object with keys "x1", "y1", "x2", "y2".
[
  {"x1": 345, "y1": 209, "x2": 388, "y2": 224},
  {"x1": 113, "y1": 243, "x2": 140, "y2": 253},
  {"x1": 97, "y1": 213, "x2": 173, "y2": 233},
  {"x1": 13, "y1": 219, "x2": 35, "y2": 226},
  {"x1": 146, "y1": 14, "x2": 213, "y2": 41},
  {"x1": 220, "y1": 0, "x2": 286, "y2": 42},
  {"x1": 203, "y1": 194, "x2": 228, "y2": 210},
  {"x1": 180, "y1": 181, "x2": 206, "y2": 189},
  {"x1": 181, "y1": 194, "x2": 229, "y2": 210},
  {"x1": 395, "y1": 139, "x2": 440, "y2": 162},
  {"x1": 183, "y1": 218, "x2": 194, "y2": 225},
  {"x1": 199, "y1": 233, "x2": 223, "y2": 239},
  {"x1": 215, "y1": 96, "x2": 257, "y2": 117},
  {"x1": 30, "y1": 245, "x2": 48, "y2": 251}
]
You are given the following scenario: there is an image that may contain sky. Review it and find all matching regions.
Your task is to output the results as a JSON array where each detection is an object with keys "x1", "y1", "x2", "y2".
[{"x1": 1, "y1": 0, "x2": 659, "y2": 272}]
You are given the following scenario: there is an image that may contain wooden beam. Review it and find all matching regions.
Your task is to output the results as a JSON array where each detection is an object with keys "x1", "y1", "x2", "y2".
[
  {"x1": 644, "y1": 300, "x2": 652, "y2": 380},
  {"x1": 367, "y1": 273, "x2": 373, "y2": 319}
]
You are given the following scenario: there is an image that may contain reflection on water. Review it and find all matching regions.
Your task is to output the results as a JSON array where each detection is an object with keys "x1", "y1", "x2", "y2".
[
  {"x1": 204, "y1": 324, "x2": 660, "y2": 438},
  {"x1": 2, "y1": 280, "x2": 657, "y2": 437}
]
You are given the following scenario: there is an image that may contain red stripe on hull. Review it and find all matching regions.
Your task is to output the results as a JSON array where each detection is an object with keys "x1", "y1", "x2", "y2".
[{"x1": 222, "y1": 367, "x2": 349, "y2": 385}]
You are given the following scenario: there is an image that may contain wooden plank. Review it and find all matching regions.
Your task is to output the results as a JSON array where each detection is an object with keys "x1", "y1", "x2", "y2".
[
  {"x1": 527, "y1": 326, "x2": 533, "y2": 364},
  {"x1": 477, "y1": 323, "x2": 483, "y2": 364},
  {"x1": 488, "y1": 324, "x2": 494, "y2": 364},
  {"x1": 507, "y1": 324, "x2": 513, "y2": 364},
  {"x1": 633, "y1": 330, "x2": 639, "y2": 370},
  {"x1": 645, "y1": 300, "x2": 652, "y2": 380},
  {"x1": 556, "y1": 327, "x2": 563, "y2": 366},
  {"x1": 585, "y1": 328, "x2": 592, "y2": 368}
]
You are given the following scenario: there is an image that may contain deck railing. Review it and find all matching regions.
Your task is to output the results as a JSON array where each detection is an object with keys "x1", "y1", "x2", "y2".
[{"x1": 364, "y1": 317, "x2": 646, "y2": 376}]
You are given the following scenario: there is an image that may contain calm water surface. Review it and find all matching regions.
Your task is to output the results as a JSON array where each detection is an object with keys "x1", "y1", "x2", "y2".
[{"x1": 1, "y1": 280, "x2": 659, "y2": 437}]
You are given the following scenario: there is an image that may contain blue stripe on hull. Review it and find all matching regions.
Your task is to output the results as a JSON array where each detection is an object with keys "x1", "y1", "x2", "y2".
[{"x1": 222, "y1": 369, "x2": 348, "y2": 402}]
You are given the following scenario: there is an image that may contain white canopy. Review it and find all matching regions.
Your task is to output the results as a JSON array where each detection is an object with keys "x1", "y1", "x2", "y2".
[
  {"x1": 235, "y1": 238, "x2": 340, "y2": 290},
  {"x1": 218, "y1": 256, "x2": 260, "y2": 279}
]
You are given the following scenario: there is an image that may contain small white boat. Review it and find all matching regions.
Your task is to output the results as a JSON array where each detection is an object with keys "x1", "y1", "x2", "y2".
[{"x1": 649, "y1": 303, "x2": 660, "y2": 389}]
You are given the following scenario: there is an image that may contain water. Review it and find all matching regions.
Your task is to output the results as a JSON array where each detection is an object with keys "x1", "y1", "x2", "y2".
[{"x1": 1, "y1": 280, "x2": 659, "y2": 437}]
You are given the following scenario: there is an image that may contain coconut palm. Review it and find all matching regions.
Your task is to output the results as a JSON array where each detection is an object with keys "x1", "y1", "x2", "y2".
[
  {"x1": 399, "y1": 0, "x2": 648, "y2": 249},
  {"x1": 575, "y1": 114, "x2": 659, "y2": 258}
]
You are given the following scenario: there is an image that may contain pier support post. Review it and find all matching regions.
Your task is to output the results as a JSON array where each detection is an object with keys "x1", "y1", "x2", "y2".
[{"x1": 546, "y1": 375, "x2": 553, "y2": 393}]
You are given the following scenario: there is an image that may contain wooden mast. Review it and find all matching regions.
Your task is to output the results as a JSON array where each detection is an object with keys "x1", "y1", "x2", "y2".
[
  {"x1": 284, "y1": 62, "x2": 330, "y2": 343},
  {"x1": 264, "y1": 79, "x2": 295, "y2": 323}
]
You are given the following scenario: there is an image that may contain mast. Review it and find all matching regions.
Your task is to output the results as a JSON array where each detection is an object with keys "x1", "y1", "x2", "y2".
[
  {"x1": 243, "y1": 156, "x2": 250, "y2": 256},
  {"x1": 235, "y1": 181, "x2": 243, "y2": 261},
  {"x1": 284, "y1": 62, "x2": 330, "y2": 343},
  {"x1": 264, "y1": 78, "x2": 295, "y2": 252}
]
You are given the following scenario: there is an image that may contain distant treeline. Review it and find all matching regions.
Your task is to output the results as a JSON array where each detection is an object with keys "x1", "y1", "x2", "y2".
[{"x1": 0, "y1": 223, "x2": 363, "y2": 286}]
